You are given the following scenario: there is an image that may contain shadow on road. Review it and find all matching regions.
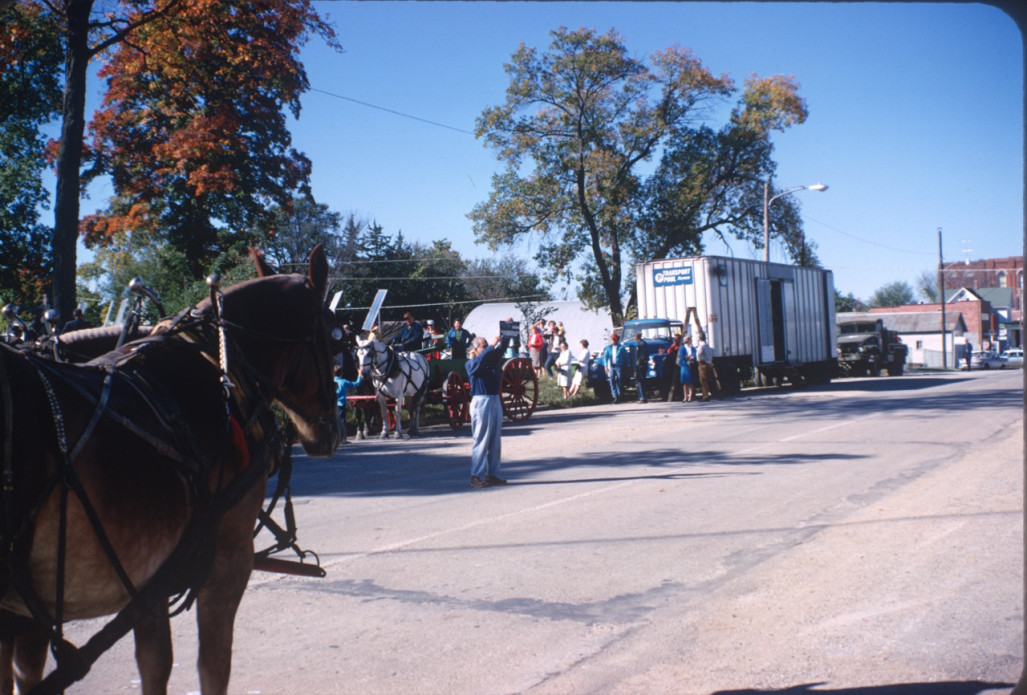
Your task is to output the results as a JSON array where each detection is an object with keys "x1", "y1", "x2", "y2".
[
  {"x1": 281, "y1": 371, "x2": 1018, "y2": 499},
  {"x1": 285, "y1": 437, "x2": 866, "y2": 499},
  {"x1": 712, "y1": 681, "x2": 1014, "y2": 695}
]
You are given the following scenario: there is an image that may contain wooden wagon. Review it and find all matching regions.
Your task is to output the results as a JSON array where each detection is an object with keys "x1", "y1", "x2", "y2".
[
  {"x1": 424, "y1": 351, "x2": 539, "y2": 428},
  {"x1": 348, "y1": 348, "x2": 539, "y2": 431}
]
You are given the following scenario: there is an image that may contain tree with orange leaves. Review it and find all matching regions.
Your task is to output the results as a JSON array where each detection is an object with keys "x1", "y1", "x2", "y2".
[
  {"x1": 1, "y1": 0, "x2": 335, "y2": 321},
  {"x1": 83, "y1": 0, "x2": 336, "y2": 276}
]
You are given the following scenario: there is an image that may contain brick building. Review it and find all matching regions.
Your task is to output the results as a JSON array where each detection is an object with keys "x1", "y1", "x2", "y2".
[{"x1": 941, "y1": 256, "x2": 1023, "y2": 318}]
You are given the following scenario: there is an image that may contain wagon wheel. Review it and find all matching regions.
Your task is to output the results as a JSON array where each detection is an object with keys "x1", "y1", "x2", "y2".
[
  {"x1": 442, "y1": 371, "x2": 469, "y2": 429},
  {"x1": 500, "y1": 357, "x2": 538, "y2": 421}
]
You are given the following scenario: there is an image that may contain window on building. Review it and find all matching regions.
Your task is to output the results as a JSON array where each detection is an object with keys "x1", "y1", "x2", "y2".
[
  {"x1": 915, "y1": 340, "x2": 923, "y2": 349},
  {"x1": 998, "y1": 270, "x2": 1007, "y2": 288}
]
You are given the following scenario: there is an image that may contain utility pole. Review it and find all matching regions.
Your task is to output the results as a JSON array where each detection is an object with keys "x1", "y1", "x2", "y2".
[{"x1": 938, "y1": 227, "x2": 947, "y2": 370}]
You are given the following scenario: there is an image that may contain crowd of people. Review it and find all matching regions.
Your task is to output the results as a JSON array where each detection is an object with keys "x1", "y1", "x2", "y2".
[{"x1": 336, "y1": 311, "x2": 721, "y2": 488}]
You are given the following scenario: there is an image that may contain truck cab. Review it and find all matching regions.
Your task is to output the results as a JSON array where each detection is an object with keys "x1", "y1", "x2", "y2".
[
  {"x1": 588, "y1": 318, "x2": 683, "y2": 381},
  {"x1": 837, "y1": 316, "x2": 907, "y2": 377}
]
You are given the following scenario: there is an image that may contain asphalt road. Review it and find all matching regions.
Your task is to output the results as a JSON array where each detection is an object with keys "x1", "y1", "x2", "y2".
[{"x1": 64, "y1": 369, "x2": 1023, "y2": 694}]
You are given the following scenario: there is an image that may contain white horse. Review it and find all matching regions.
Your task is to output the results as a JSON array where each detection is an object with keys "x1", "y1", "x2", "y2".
[{"x1": 356, "y1": 338, "x2": 429, "y2": 438}]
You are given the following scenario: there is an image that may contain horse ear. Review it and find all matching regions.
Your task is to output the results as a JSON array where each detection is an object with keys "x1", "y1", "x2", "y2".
[
  {"x1": 308, "y1": 244, "x2": 328, "y2": 296},
  {"x1": 250, "y1": 248, "x2": 276, "y2": 278}
]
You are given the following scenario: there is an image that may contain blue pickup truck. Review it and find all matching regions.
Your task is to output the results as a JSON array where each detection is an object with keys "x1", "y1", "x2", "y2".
[{"x1": 589, "y1": 318, "x2": 684, "y2": 400}]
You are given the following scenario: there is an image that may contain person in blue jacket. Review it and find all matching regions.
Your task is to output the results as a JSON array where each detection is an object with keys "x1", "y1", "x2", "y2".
[
  {"x1": 334, "y1": 366, "x2": 363, "y2": 445},
  {"x1": 446, "y1": 319, "x2": 473, "y2": 360},
  {"x1": 466, "y1": 333, "x2": 511, "y2": 488},
  {"x1": 391, "y1": 312, "x2": 423, "y2": 352},
  {"x1": 602, "y1": 333, "x2": 629, "y2": 404}
]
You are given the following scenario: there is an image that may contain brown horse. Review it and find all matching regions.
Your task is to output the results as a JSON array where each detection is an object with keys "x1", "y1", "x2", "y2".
[{"x1": 0, "y1": 246, "x2": 340, "y2": 694}]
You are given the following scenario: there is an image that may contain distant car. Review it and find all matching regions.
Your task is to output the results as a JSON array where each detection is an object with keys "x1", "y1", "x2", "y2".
[
  {"x1": 1000, "y1": 348, "x2": 1023, "y2": 368},
  {"x1": 971, "y1": 350, "x2": 1007, "y2": 370}
]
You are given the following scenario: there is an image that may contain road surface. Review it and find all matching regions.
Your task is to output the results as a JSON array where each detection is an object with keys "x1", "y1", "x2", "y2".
[{"x1": 64, "y1": 369, "x2": 1023, "y2": 694}]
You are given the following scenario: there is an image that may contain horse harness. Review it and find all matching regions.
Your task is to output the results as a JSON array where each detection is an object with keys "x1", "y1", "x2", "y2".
[
  {"x1": 364, "y1": 341, "x2": 428, "y2": 398},
  {"x1": 0, "y1": 290, "x2": 331, "y2": 693}
]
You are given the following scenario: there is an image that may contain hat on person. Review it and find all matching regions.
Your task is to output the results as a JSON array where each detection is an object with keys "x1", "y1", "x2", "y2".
[{"x1": 611, "y1": 333, "x2": 620, "y2": 342}]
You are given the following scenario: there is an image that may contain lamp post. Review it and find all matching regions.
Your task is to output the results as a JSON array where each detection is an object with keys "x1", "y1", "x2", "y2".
[{"x1": 763, "y1": 181, "x2": 829, "y2": 263}]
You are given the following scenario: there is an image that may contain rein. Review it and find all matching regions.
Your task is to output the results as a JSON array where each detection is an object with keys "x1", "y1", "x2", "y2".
[{"x1": 1, "y1": 289, "x2": 330, "y2": 693}]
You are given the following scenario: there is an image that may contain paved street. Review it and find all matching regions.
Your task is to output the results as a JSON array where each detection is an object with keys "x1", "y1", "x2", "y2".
[{"x1": 66, "y1": 369, "x2": 1023, "y2": 694}]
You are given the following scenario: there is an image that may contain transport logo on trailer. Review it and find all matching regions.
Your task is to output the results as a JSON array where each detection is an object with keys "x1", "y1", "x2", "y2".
[{"x1": 653, "y1": 266, "x2": 693, "y2": 287}]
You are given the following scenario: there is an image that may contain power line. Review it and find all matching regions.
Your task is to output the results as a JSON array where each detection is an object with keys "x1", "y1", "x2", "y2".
[
  {"x1": 331, "y1": 294, "x2": 547, "y2": 313},
  {"x1": 327, "y1": 274, "x2": 530, "y2": 283},
  {"x1": 806, "y1": 215, "x2": 935, "y2": 256},
  {"x1": 309, "y1": 87, "x2": 475, "y2": 135}
]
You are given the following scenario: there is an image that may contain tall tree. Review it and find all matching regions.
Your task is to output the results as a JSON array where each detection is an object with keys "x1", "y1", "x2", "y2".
[
  {"x1": 4, "y1": 0, "x2": 334, "y2": 321},
  {"x1": 834, "y1": 289, "x2": 860, "y2": 313},
  {"x1": 868, "y1": 281, "x2": 915, "y2": 308},
  {"x1": 915, "y1": 269, "x2": 939, "y2": 303},
  {"x1": 252, "y1": 196, "x2": 346, "y2": 272},
  {"x1": 0, "y1": 3, "x2": 63, "y2": 306},
  {"x1": 33, "y1": 0, "x2": 187, "y2": 323},
  {"x1": 471, "y1": 27, "x2": 807, "y2": 324},
  {"x1": 83, "y1": 0, "x2": 336, "y2": 277},
  {"x1": 463, "y1": 256, "x2": 549, "y2": 306}
]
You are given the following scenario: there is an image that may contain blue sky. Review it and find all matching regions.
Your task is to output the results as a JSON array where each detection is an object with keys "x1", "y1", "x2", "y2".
[
  {"x1": 288, "y1": 1, "x2": 1023, "y2": 302},
  {"x1": 73, "y1": 1, "x2": 1022, "y2": 303}
]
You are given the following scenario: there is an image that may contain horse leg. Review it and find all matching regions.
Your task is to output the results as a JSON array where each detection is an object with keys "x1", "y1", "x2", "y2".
[
  {"x1": 195, "y1": 482, "x2": 263, "y2": 695},
  {"x1": 133, "y1": 606, "x2": 173, "y2": 695},
  {"x1": 0, "y1": 629, "x2": 49, "y2": 695},
  {"x1": 378, "y1": 396, "x2": 390, "y2": 439},
  {"x1": 0, "y1": 639, "x2": 11, "y2": 695},
  {"x1": 392, "y1": 396, "x2": 404, "y2": 439}
]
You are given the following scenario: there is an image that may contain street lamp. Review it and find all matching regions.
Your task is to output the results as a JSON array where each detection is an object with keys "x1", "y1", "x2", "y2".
[{"x1": 763, "y1": 181, "x2": 829, "y2": 263}]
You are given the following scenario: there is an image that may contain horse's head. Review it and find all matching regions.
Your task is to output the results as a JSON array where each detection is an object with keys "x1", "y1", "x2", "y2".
[
  {"x1": 214, "y1": 245, "x2": 342, "y2": 456},
  {"x1": 355, "y1": 337, "x2": 385, "y2": 379}
]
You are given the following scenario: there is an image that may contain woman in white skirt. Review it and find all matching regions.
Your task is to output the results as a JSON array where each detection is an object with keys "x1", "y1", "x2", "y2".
[
  {"x1": 555, "y1": 340, "x2": 573, "y2": 398},
  {"x1": 568, "y1": 339, "x2": 590, "y2": 397}
]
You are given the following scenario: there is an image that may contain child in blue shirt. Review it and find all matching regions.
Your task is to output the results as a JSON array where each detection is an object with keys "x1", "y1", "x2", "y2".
[{"x1": 334, "y1": 366, "x2": 363, "y2": 445}]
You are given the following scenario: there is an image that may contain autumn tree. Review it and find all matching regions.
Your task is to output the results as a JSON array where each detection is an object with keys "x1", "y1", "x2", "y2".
[
  {"x1": 471, "y1": 27, "x2": 809, "y2": 324},
  {"x1": 3, "y1": 0, "x2": 334, "y2": 322},
  {"x1": 12, "y1": 0, "x2": 193, "y2": 324},
  {"x1": 83, "y1": 0, "x2": 336, "y2": 277}
]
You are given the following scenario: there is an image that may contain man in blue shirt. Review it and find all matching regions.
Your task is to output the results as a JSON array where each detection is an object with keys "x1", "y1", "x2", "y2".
[
  {"x1": 466, "y1": 334, "x2": 511, "y2": 488},
  {"x1": 446, "y1": 319, "x2": 473, "y2": 360},
  {"x1": 602, "y1": 333, "x2": 629, "y2": 404},
  {"x1": 392, "y1": 312, "x2": 423, "y2": 352}
]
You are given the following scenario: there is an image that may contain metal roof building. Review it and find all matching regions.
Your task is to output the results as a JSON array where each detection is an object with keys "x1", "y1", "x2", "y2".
[{"x1": 463, "y1": 301, "x2": 615, "y2": 354}]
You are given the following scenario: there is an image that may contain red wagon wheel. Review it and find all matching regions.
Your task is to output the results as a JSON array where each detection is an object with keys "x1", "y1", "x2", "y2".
[
  {"x1": 442, "y1": 371, "x2": 469, "y2": 429},
  {"x1": 500, "y1": 357, "x2": 538, "y2": 421}
]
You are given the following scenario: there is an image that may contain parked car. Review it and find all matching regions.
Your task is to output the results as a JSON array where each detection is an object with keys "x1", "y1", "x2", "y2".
[
  {"x1": 971, "y1": 350, "x2": 1007, "y2": 370},
  {"x1": 1000, "y1": 348, "x2": 1023, "y2": 368}
]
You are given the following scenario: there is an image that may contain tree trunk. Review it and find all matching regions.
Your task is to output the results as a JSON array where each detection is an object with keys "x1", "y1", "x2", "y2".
[{"x1": 51, "y1": 0, "x2": 93, "y2": 321}]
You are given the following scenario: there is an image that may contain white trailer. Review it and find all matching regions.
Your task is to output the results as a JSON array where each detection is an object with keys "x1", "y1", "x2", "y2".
[{"x1": 635, "y1": 256, "x2": 837, "y2": 391}]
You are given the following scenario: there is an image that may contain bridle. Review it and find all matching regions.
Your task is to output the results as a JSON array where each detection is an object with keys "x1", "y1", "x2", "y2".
[{"x1": 359, "y1": 340, "x2": 396, "y2": 383}]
